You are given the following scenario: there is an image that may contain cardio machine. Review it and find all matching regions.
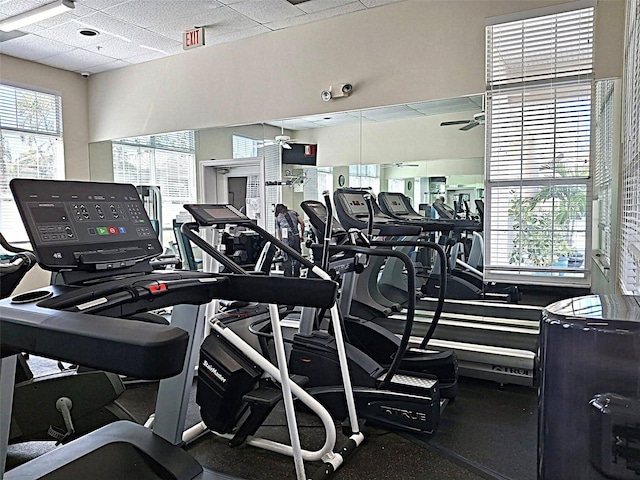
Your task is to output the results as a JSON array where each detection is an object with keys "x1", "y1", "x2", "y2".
[
  {"x1": 429, "y1": 198, "x2": 520, "y2": 303},
  {"x1": 1, "y1": 179, "x2": 360, "y2": 480},
  {"x1": 0, "y1": 233, "x2": 137, "y2": 447},
  {"x1": 300, "y1": 196, "x2": 458, "y2": 400},
  {"x1": 180, "y1": 203, "x2": 445, "y2": 434}
]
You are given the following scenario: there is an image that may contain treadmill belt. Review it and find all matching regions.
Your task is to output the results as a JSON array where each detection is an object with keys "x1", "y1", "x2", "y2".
[{"x1": 40, "y1": 443, "x2": 175, "y2": 480}]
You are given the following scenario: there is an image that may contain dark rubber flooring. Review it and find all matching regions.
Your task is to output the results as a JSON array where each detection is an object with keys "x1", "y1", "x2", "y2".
[{"x1": 6, "y1": 375, "x2": 537, "y2": 480}]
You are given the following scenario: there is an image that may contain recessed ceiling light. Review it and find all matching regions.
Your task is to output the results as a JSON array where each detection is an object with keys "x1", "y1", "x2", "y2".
[{"x1": 78, "y1": 28, "x2": 99, "y2": 37}]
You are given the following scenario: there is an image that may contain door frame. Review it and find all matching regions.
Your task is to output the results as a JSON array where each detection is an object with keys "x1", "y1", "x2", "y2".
[{"x1": 198, "y1": 157, "x2": 265, "y2": 229}]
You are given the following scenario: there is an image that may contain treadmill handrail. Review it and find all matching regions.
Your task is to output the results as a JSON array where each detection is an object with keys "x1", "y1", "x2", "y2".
[{"x1": 0, "y1": 300, "x2": 189, "y2": 380}]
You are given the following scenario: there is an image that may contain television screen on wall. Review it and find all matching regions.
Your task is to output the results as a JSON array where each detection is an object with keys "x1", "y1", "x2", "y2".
[{"x1": 282, "y1": 143, "x2": 317, "y2": 166}]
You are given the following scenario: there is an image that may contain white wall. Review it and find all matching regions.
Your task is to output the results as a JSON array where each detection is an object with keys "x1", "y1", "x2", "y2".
[
  {"x1": 296, "y1": 109, "x2": 484, "y2": 167},
  {"x1": 87, "y1": 0, "x2": 625, "y2": 142},
  {"x1": 0, "y1": 55, "x2": 90, "y2": 292},
  {"x1": 1, "y1": 55, "x2": 90, "y2": 180}
]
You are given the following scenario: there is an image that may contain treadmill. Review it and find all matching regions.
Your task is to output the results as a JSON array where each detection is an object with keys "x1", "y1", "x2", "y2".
[
  {"x1": 0, "y1": 179, "x2": 343, "y2": 480},
  {"x1": 335, "y1": 190, "x2": 540, "y2": 387}
]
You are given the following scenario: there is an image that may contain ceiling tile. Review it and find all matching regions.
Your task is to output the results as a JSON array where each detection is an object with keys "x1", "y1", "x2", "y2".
[
  {"x1": 0, "y1": 34, "x2": 74, "y2": 60},
  {"x1": 85, "y1": 58, "x2": 131, "y2": 73},
  {"x1": 295, "y1": 0, "x2": 355, "y2": 15},
  {"x1": 37, "y1": 47, "x2": 117, "y2": 72},
  {"x1": 205, "y1": 24, "x2": 270, "y2": 46},
  {"x1": 80, "y1": 0, "x2": 130, "y2": 10},
  {"x1": 148, "y1": 5, "x2": 261, "y2": 42},
  {"x1": 32, "y1": 19, "x2": 115, "y2": 48},
  {"x1": 265, "y1": 1, "x2": 363, "y2": 30},
  {"x1": 102, "y1": 1, "x2": 223, "y2": 29},
  {"x1": 228, "y1": 0, "x2": 304, "y2": 24},
  {"x1": 359, "y1": 0, "x2": 402, "y2": 7},
  {"x1": 0, "y1": 0, "x2": 41, "y2": 16}
]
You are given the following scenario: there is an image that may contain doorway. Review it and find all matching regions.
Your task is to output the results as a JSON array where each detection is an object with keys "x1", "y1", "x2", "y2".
[{"x1": 199, "y1": 158, "x2": 265, "y2": 230}]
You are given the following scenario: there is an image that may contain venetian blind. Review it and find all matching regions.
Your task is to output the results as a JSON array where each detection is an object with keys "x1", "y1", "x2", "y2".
[
  {"x1": 484, "y1": 4, "x2": 594, "y2": 285},
  {"x1": 619, "y1": 0, "x2": 640, "y2": 293}
]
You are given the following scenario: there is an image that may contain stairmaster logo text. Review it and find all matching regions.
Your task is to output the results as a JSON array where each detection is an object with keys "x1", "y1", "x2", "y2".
[{"x1": 202, "y1": 360, "x2": 227, "y2": 384}]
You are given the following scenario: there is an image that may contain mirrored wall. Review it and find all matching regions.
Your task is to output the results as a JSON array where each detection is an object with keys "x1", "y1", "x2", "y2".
[{"x1": 196, "y1": 95, "x2": 484, "y2": 221}]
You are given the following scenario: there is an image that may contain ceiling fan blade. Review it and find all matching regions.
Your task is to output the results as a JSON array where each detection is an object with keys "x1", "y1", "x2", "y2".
[
  {"x1": 440, "y1": 120, "x2": 471, "y2": 126},
  {"x1": 459, "y1": 121, "x2": 479, "y2": 131},
  {"x1": 281, "y1": 142, "x2": 292, "y2": 150}
]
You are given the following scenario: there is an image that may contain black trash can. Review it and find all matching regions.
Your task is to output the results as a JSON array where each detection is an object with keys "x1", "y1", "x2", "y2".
[{"x1": 539, "y1": 295, "x2": 640, "y2": 480}]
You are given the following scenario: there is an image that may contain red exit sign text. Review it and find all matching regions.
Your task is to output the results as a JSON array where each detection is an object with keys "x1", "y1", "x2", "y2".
[{"x1": 183, "y1": 27, "x2": 205, "y2": 50}]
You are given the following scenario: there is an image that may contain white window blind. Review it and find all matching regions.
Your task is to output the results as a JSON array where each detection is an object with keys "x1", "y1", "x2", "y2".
[
  {"x1": 619, "y1": 0, "x2": 640, "y2": 293},
  {"x1": 485, "y1": 6, "x2": 594, "y2": 285},
  {"x1": 593, "y1": 80, "x2": 615, "y2": 270},
  {"x1": 0, "y1": 84, "x2": 65, "y2": 246},
  {"x1": 259, "y1": 143, "x2": 280, "y2": 235},
  {"x1": 112, "y1": 131, "x2": 196, "y2": 246},
  {"x1": 349, "y1": 164, "x2": 380, "y2": 193},
  {"x1": 303, "y1": 166, "x2": 333, "y2": 202},
  {"x1": 233, "y1": 134, "x2": 260, "y2": 159}
]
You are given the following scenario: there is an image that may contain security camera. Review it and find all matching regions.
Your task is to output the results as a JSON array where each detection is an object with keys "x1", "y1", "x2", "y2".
[
  {"x1": 80, "y1": 72, "x2": 90, "y2": 78},
  {"x1": 321, "y1": 89, "x2": 332, "y2": 102},
  {"x1": 329, "y1": 83, "x2": 353, "y2": 99}
]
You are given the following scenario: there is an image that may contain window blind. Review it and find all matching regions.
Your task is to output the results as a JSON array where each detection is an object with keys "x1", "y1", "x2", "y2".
[
  {"x1": 112, "y1": 131, "x2": 196, "y2": 246},
  {"x1": 233, "y1": 135, "x2": 260, "y2": 159},
  {"x1": 0, "y1": 84, "x2": 64, "y2": 246},
  {"x1": 619, "y1": 0, "x2": 640, "y2": 293},
  {"x1": 349, "y1": 164, "x2": 380, "y2": 193},
  {"x1": 593, "y1": 80, "x2": 615, "y2": 269},
  {"x1": 485, "y1": 6, "x2": 594, "y2": 285}
]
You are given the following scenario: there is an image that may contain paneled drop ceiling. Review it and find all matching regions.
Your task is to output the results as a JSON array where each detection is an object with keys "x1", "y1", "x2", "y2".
[
  {"x1": 267, "y1": 95, "x2": 485, "y2": 130},
  {"x1": 0, "y1": 0, "x2": 401, "y2": 75}
]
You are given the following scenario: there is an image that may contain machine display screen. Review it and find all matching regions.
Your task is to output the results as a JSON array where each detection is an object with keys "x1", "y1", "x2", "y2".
[
  {"x1": 10, "y1": 179, "x2": 163, "y2": 271},
  {"x1": 383, "y1": 194, "x2": 409, "y2": 215},
  {"x1": 341, "y1": 193, "x2": 370, "y2": 216},
  {"x1": 184, "y1": 204, "x2": 249, "y2": 226}
]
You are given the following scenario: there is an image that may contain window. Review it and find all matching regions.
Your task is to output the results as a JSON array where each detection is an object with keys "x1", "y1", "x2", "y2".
[
  {"x1": 303, "y1": 166, "x2": 333, "y2": 203},
  {"x1": 619, "y1": 0, "x2": 640, "y2": 293},
  {"x1": 112, "y1": 131, "x2": 196, "y2": 248},
  {"x1": 484, "y1": 3, "x2": 594, "y2": 286},
  {"x1": 349, "y1": 164, "x2": 380, "y2": 193},
  {"x1": 593, "y1": 80, "x2": 615, "y2": 272},
  {"x1": 233, "y1": 134, "x2": 260, "y2": 159},
  {"x1": 0, "y1": 84, "x2": 64, "y2": 247},
  {"x1": 387, "y1": 178, "x2": 405, "y2": 194}
]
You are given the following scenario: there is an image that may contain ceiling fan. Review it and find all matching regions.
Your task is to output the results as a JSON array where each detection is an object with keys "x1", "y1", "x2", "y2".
[
  {"x1": 440, "y1": 111, "x2": 485, "y2": 131},
  {"x1": 382, "y1": 162, "x2": 420, "y2": 168}
]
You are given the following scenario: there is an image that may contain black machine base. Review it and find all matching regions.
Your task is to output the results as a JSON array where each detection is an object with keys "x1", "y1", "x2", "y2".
[{"x1": 289, "y1": 332, "x2": 441, "y2": 434}]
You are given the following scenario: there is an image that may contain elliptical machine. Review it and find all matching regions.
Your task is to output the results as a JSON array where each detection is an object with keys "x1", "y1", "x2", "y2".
[
  {"x1": 180, "y1": 203, "x2": 445, "y2": 435},
  {"x1": 300, "y1": 194, "x2": 458, "y2": 399}
]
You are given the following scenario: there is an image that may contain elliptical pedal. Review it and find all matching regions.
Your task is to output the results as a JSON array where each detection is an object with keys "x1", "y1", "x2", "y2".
[
  {"x1": 231, "y1": 375, "x2": 309, "y2": 448},
  {"x1": 378, "y1": 372, "x2": 438, "y2": 390}
]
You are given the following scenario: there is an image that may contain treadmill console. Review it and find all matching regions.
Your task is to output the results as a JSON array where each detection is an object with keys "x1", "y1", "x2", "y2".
[
  {"x1": 184, "y1": 204, "x2": 251, "y2": 226},
  {"x1": 381, "y1": 193, "x2": 410, "y2": 215},
  {"x1": 10, "y1": 179, "x2": 163, "y2": 271},
  {"x1": 341, "y1": 193, "x2": 371, "y2": 217}
]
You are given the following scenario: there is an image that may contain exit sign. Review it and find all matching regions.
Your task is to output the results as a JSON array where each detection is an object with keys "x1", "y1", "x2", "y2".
[{"x1": 183, "y1": 27, "x2": 205, "y2": 50}]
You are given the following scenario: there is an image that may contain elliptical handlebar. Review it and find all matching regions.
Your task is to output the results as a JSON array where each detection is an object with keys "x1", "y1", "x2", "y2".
[
  {"x1": 321, "y1": 191, "x2": 333, "y2": 273},
  {"x1": 363, "y1": 193, "x2": 375, "y2": 239}
]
